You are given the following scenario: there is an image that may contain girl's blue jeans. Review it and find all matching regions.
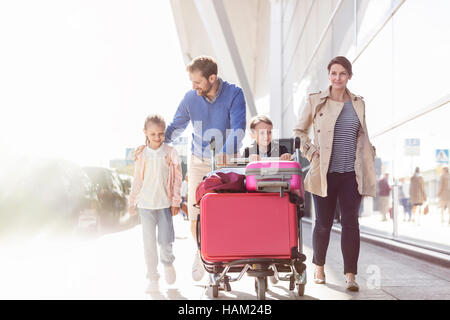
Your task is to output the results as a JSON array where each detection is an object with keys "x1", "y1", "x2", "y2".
[{"x1": 138, "y1": 207, "x2": 175, "y2": 280}]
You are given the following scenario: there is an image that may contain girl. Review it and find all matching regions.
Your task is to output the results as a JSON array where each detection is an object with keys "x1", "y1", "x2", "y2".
[{"x1": 128, "y1": 114, "x2": 183, "y2": 293}]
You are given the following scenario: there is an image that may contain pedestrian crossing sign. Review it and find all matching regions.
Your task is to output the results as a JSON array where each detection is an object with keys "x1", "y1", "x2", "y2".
[{"x1": 436, "y1": 149, "x2": 449, "y2": 164}]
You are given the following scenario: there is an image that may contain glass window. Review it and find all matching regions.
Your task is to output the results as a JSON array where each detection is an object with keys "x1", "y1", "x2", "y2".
[
  {"x1": 352, "y1": 19, "x2": 393, "y2": 135},
  {"x1": 392, "y1": 0, "x2": 450, "y2": 122},
  {"x1": 356, "y1": 0, "x2": 394, "y2": 50},
  {"x1": 389, "y1": 104, "x2": 450, "y2": 252}
]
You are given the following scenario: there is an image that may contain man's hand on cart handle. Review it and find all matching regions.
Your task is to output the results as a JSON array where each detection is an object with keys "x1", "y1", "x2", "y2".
[{"x1": 215, "y1": 153, "x2": 229, "y2": 165}]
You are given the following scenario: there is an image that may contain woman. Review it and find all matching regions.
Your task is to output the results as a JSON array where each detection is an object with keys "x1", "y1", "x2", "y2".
[
  {"x1": 409, "y1": 167, "x2": 427, "y2": 225},
  {"x1": 294, "y1": 56, "x2": 376, "y2": 291}
]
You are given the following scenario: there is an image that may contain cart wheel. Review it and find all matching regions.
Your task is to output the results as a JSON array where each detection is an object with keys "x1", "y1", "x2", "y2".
[
  {"x1": 255, "y1": 277, "x2": 266, "y2": 300},
  {"x1": 224, "y1": 276, "x2": 232, "y2": 292},
  {"x1": 297, "y1": 283, "x2": 305, "y2": 297},
  {"x1": 210, "y1": 285, "x2": 219, "y2": 298}
]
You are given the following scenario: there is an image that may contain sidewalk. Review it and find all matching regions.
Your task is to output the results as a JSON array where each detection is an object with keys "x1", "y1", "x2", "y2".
[
  {"x1": 169, "y1": 215, "x2": 450, "y2": 300},
  {"x1": 0, "y1": 213, "x2": 448, "y2": 299}
]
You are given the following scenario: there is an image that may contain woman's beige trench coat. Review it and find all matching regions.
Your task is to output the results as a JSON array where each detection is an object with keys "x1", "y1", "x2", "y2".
[{"x1": 293, "y1": 86, "x2": 377, "y2": 198}]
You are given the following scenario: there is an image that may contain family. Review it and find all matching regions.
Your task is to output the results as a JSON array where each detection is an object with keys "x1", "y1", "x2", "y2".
[{"x1": 128, "y1": 55, "x2": 376, "y2": 294}]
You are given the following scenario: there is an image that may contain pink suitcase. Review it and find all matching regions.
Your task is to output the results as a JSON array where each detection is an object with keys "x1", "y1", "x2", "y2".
[
  {"x1": 245, "y1": 161, "x2": 304, "y2": 196},
  {"x1": 200, "y1": 193, "x2": 298, "y2": 262}
]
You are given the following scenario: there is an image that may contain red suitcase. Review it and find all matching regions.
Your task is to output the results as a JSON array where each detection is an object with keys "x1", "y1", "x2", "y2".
[{"x1": 200, "y1": 192, "x2": 298, "y2": 262}]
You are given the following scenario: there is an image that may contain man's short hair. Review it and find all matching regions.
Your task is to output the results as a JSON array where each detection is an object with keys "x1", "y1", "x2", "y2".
[{"x1": 186, "y1": 56, "x2": 218, "y2": 79}]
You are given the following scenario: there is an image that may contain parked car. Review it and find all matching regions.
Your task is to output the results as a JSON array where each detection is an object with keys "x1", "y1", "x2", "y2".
[
  {"x1": 82, "y1": 167, "x2": 128, "y2": 227},
  {"x1": 118, "y1": 173, "x2": 133, "y2": 195},
  {"x1": 0, "y1": 159, "x2": 100, "y2": 237}
]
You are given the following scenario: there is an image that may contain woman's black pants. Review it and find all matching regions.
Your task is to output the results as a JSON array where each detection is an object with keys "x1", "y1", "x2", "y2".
[{"x1": 312, "y1": 171, "x2": 361, "y2": 275}]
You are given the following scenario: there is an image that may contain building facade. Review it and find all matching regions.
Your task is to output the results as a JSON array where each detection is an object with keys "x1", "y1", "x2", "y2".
[{"x1": 170, "y1": 0, "x2": 450, "y2": 252}]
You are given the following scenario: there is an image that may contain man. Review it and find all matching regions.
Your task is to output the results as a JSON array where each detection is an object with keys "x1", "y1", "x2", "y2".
[
  {"x1": 135, "y1": 56, "x2": 246, "y2": 281},
  {"x1": 438, "y1": 167, "x2": 450, "y2": 225},
  {"x1": 378, "y1": 173, "x2": 391, "y2": 221}
]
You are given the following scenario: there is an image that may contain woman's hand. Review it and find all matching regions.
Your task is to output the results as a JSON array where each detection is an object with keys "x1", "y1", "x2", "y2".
[
  {"x1": 171, "y1": 206, "x2": 180, "y2": 216},
  {"x1": 313, "y1": 150, "x2": 320, "y2": 158},
  {"x1": 129, "y1": 205, "x2": 137, "y2": 216},
  {"x1": 280, "y1": 153, "x2": 292, "y2": 161}
]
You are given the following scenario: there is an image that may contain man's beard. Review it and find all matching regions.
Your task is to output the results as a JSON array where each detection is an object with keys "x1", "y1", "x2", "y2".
[{"x1": 198, "y1": 83, "x2": 213, "y2": 97}]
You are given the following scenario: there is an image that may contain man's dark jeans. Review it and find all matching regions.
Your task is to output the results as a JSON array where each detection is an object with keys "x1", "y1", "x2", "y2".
[{"x1": 312, "y1": 171, "x2": 361, "y2": 275}]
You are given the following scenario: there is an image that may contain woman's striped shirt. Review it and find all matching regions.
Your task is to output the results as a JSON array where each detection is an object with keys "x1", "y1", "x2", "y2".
[{"x1": 328, "y1": 100, "x2": 361, "y2": 173}]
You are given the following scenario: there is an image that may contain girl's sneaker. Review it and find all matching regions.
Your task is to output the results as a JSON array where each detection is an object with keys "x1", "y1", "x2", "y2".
[
  {"x1": 164, "y1": 264, "x2": 176, "y2": 285},
  {"x1": 145, "y1": 280, "x2": 160, "y2": 293}
]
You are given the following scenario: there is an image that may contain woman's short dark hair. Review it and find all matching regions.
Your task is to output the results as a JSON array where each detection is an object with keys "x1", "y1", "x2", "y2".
[
  {"x1": 186, "y1": 56, "x2": 218, "y2": 79},
  {"x1": 327, "y1": 56, "x2": 353, "y2": 76}
]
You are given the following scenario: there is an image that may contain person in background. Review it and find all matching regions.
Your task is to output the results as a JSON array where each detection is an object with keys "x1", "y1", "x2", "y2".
[
  {"x1": 242, "y1": 115, "x2": 292, "y2": 162},
  {"x1": 409, "y1": 167, "x2": 427, "y2": 225},
  {"x1": 437, "y1": 166, "x2": 450, "y2": 225},
  {"x1": 128, "y1": 114, "x2": 182, "y2": 293},
  {"x1": 399, "y1": 177, "x2": 411, "y2": 222},
  {"x1": 378, "y1": 173, "x2": 391, "y2": 222}
]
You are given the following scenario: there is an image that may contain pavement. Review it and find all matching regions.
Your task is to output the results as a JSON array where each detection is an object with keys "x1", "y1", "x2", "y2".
[{"x1": 0, "y1": 214, "x2": 449, "y2": 300}]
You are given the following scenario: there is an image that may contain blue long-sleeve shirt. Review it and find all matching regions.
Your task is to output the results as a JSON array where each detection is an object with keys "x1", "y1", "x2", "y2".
[{"x1": 165, "y1": 80, "x2": 247, "y2": 158}]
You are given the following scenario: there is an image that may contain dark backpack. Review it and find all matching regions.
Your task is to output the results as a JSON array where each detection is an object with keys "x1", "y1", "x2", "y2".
[{"x1": 195, "y1": 172, "x2": 246, "y2": 205}]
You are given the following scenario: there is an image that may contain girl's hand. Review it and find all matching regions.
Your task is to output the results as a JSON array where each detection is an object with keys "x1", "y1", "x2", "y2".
[
  {"x1": 134, "y1": 145, "x2": 146, "y2": 162},
  {"x1": 280, "y1": 153, "x2": 292, "y2": 161},
  {"x1": 171, "y1": 206, "x2": 180, "y2": 216}
]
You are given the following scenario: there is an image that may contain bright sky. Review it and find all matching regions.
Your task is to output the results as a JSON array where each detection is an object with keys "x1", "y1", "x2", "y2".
[
  {"x1": 1, "y1": 0, "x2": 448, "y2": 180},
  {"x1": 0, "y1": 0, "x2": 191, "y2": 169}
]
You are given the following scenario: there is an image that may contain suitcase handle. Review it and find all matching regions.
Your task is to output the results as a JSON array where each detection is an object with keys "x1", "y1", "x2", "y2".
[
  {"x1": 257, "y1": 181, "x2": 290, "y2": 190},
  {"x1": 254, "y1": 174, "x2": 292, "y2": 181}
]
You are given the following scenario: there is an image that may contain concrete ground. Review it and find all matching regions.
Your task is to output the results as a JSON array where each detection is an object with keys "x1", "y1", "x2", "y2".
[{"x1": 0, "y1": 214, "x2": 449, "y2": 300}]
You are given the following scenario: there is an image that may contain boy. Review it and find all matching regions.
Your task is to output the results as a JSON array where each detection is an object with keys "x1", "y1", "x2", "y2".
[{"x1": 242, "y1": 115, "x2": 291, "y2": 161}]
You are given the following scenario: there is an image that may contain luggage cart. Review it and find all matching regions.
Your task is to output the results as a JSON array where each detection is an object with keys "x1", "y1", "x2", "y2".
[{"x1": 196, "y1": 138, "x2": 307, "y2": 300}]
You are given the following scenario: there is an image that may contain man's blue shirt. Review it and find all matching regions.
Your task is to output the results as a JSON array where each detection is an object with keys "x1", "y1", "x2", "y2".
[{"x1": 165, "y1": 80, "x2": 246, "y2": 158}]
